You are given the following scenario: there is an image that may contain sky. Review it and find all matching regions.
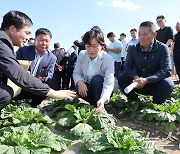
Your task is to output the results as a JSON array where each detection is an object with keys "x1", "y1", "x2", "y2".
[{"x1": 0, "y1": 0, "x2": 179, "y2": 50}]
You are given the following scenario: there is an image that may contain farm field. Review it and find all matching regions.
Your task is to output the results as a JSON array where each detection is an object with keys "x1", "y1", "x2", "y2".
[{"x1": 0, "y1": 85, "x2": 179, "y2": 154}]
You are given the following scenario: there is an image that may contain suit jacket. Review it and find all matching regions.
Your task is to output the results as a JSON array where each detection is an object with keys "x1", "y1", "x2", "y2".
[
  {"x1": 67, "y1": 51, "x2": 77, "y2": 68},
  {"x1": 16, "y1": 45, "x2": 36, "y2": 61},
  {"x1": 16, "y1": 45, "x2": 57, "y2": 82},
  {"x1": 52, "y1": 48, "x2": 64, "y2": 65},
  {"x1": 0, "y1": 30, "x2": 50, "y2": 96},
  {"x1": 124, "y1": 39, "x2": 171, "y2": 83},
  {"x1": 73, "y1": 50, "x2": 114, "y2": 101}
]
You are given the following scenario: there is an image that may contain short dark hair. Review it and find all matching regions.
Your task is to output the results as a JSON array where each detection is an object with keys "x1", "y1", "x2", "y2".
[
  {"x1": 83, "y1": 27, "x2": 105, "y2": 47},
  {"x1": 139, "y1": 21, "x2": 156, "y2": 33},
  {"x1": 35, "y1": 28, "x2": 52, "y2": 38},
  {"x1": 28, "y1": 38, "x2": 34, "y2": 43},
  {"x1": 54, "y1": 43, "x2": 60, "y2": 48},
  {"x1": 156, "y1": 15, "x2": 165, "y2": 21},
  {"x1": 91, "y1": 26, "x2": 102, "y2": 31},
  {"x1": 130, "y1": 28, "x2": 137, "y2": 32},
  {"x1": 60, "y1": 48, "x2": 65, "y2": 51},
  {"x1": 107, "y1": 32, "x2": 115, "y2": 38},
  {"x1": 1, "y1": 10, "x2": 33, "y2": 31},
  {"x1": 28, "y1": 38, "x2": 34, "y2": 41},
  {"x1": 120, "y1": 33, "x2": 126, "y2": 37},
  {"x1": 71, "y1": 45, "x2": 77, "y2": 50}
]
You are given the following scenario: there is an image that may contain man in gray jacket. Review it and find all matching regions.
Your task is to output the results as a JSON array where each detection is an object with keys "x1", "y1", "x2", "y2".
[
  {"x1": 0, "y1": 10, "x2": 76, "y2": 110},
  {"x1": 118, "y1": 21, "x2": 174, "y2": 104}
]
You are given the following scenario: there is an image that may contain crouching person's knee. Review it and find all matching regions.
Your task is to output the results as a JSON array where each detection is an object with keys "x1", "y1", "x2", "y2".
[{"x1": 0, "y1": 85, "x2": 14, "y2": 110}]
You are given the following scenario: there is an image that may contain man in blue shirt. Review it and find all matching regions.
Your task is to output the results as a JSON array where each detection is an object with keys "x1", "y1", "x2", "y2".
[
  {"x1": 106, "y1": 32, "x2": 122, "y2": 78},
  {"x1": 118, "y1": 21, "x2": 174, "y2": 104}
]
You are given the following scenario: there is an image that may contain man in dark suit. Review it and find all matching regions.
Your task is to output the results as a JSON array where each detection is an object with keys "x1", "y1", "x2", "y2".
[
  {"x1": 15, "y1": 28, "x2": 57, "y2": 107},
  {"x1": 51, "y1": 43, "x2": 65, "y2": 90},
  {"x1": 66, "y1": 45, "x2": 77, "y2": 90},
  {"x1": 0, "y1": 10, "x2": 76, "y2": 110}
]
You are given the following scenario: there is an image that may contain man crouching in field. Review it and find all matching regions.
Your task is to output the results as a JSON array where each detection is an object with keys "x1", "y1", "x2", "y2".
[{"x1": 118, "y1": 21, "x2": 174, "y2": 104}]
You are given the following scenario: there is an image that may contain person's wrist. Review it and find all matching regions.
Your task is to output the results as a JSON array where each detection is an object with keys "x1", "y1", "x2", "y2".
[
  {"x1": 101, "y1": 98, "x2": 107, "y2": 104},
  {"x1": 77, "y1": 80, "x2": 83, "y2": 85},
  {"x1": 145, "y1": 78, "x2": 148, "y2": 84}
]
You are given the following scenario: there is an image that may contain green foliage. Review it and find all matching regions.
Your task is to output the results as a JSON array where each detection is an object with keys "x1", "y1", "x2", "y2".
[
  {"x1": 0, "y1": 104, "x2": 53, "y2": 128},
  {"x1": 139, "y1": 101, "x2": 180, "y2": 132},
  {"x1": 93, "y1": 110, "x2": 116, "y2": 130},
  {"x1": 42, "y1": 98, "x2": 79, "y2": 117},
  {"x1": 165, "y1": 122, "x2": 177, "y2": 132},
  {"x1": 71, "y1": 123, "x2": 93, "y2": 137},
  {"x1": 81, "y1": 130, "x2": 113, "y2": 152},
  {"x1": 171, "y1": 86, "x2": 180, "y2": 99},
  {"x1": 0, "y1": 145, "x2": 30, "y2": 154},
  {"x1": 108, "y1": 87, "x2": 180, "y2": 132},
  {"x1": 106, "y1": 127, "x2": 144, "y2": 151},
  {"x1": 110, "y1": 90, "x2": 126, "y2": 104},
  {"x1": 0, "y1": 96, "x2": 173, "y2": 153},
  {"x1": 55, "y1": 111, "x2": 77, "y2": 129},
  {"x1": 0, "y1": 123, "x2": 71, "y2": 152},
  {"x1": 55, "y1": 104, "x2": 117, "y2": 134},
  {"x1": 81, "y1": 127, "x2": 165, "y2": 153},
  {"x1": 65, "y1": 104, "x2": 95, "y2": 124}
]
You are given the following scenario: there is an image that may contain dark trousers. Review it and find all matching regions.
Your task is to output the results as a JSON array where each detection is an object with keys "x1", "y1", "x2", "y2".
[
  {"x1": 114, "y1": 62, "x2": 121, "y2": 79},
  {"x1": 75, "y1": 75, "x2": 104, "y2": 107},
  {"x1": 61, "y1": 69, "x2": 68, "y2": 90},
  {"x1": 13, "y1": 90, "x2": 47, "y2": 108},
  {"x1": 66, "y1": 67, "x2": 75, "y2": 90},
  {"x1": 118, "y1": 73, "x2": 174, "y2": 104},
  {"x1": 173, "y1": 51, "x2": 180, "y2": 79},
  {"x1": 0, "y1": 84, "x2": 14, "y2": 110},
  {"x1": 51, "y1": 70, "x2": 62, "y2": 90}
]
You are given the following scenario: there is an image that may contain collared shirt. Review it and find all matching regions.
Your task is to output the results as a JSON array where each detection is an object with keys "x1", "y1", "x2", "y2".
[
  {"x1": 140, "y1": 41, "x2": 154, "y2": 61},
  {"x1": 121, "y1": 40, "x2": 128, "y2": 59},
  {"x1": 126, "y1": 38, "x2": 139, "y2": 53},
  {"x1": 128, "y1": 38, "x2": 139, "y2": 46},
  {"x1": 108, "y1": 40, "x2": 122, "y2": 62},
  {"x1": 31, "y1": 50, "x2": 47, "y2": 76},
  {"x1": 140, "y1": 41, "x2": 154, "y2": 52},
  {"x1": 86, "y1": 56, "x2": 98, "y2": 83}
]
